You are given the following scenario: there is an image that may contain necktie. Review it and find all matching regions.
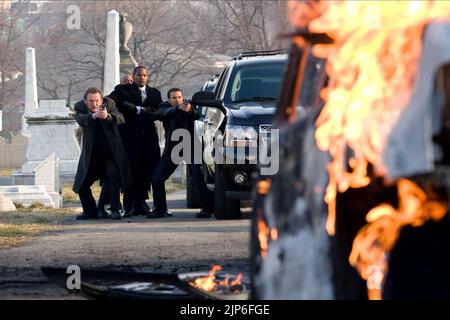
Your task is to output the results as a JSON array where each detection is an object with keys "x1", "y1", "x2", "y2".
[{"x1": 141, "y1": 88, "x2": 147, "y2": 103}]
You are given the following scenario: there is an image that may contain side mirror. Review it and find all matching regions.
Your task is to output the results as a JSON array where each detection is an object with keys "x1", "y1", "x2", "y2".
[{"x1": 192, "y1": 91, "x2": 223, "y2": 109}]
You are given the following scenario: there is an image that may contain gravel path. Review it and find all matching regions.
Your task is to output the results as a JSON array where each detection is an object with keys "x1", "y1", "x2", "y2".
[{"x1": 0, "y1": 191, "x2": 251, "y2": 299}]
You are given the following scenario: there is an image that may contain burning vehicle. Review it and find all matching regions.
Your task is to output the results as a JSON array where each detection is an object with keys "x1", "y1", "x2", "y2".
[
  {"x1": 251, "y1": 0, "x2": 450, "y2": 299},
  {"x1": 41, "y1": 0, "x2": 450, "y2": 301}
]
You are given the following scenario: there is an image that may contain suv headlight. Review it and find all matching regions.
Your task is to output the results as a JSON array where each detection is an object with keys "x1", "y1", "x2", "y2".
[{"x1": 225, "y1": 125, "x2": 258, "y2": 147}]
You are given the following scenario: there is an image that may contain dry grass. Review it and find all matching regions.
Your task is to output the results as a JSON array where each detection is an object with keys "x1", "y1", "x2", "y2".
[
  {"x1": 0, "y1": 207, "x2": 76, "y2": 250},
  {"x1": 0, "y1": 168, "x2": 14, "y2": 176},
  {"x1": 62, "y1": 181, "x2": 101, "y2": 204},
  {"x1": 1, "y1": 180, "x2": 185, "y2": 250}
]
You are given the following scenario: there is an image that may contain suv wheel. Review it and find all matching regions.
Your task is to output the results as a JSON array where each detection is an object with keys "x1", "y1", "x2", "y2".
[{"x1": 214, "y1": 164, "x2": 241, "y2": 219}]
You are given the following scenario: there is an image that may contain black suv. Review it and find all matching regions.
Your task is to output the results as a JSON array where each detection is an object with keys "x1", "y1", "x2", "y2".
[{"x1": 191, "y1": 50, "x2": 288, "y2": 219}]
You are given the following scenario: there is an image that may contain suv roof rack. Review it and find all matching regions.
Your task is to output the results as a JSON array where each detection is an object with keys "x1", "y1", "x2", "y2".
[
  {"x1": 232, "y1": 49, "x2": 286, "y2": 60},
  {"x1": 208, "y1": 73, "x2": 220, "y2": 81}
]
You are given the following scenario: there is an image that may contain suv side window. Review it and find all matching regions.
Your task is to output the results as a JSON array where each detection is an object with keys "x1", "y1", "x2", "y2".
[
  {"x1": 230, "y1": 71, "x2": 241, "y2": 102},
  {"x1": 214, "y1": 65, "x2": 232, "y2": 98}
]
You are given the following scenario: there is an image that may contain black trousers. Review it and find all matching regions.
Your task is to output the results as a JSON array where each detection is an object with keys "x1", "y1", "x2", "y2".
[
  {"x1": 123, "y1": 143, "x2": 157, "y2": 213},
  {"x1": 189, "y1": 164, "x2": 214, "y2": 212},
  {"x1": 78, "y1": 156, "x2": 121, "y2": 217},
  {"x1": 152, "y1": 152, "x2": 214, "y2": 213},
  {"x1": 151, "y1": 152, "x2": 176, "y2": 212},
  {"x1": 98, "y1": 181, "x2": 123, "y2": 211}
]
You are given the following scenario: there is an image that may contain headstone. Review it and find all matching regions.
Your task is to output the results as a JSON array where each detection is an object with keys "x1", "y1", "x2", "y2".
[
  {"x1": 0, "y1": 185, "x2": 55, "y2": 208},
  {"x1": 0, "y1": 193, "x2": 16, "y2": 212},
  {"x1": 4, "y1": 154, "x2": 61, "y2": 208},
  {"x1": 34, "y1": 153, "x2": 61, "y2": 208},
  {"x1": 104, "y1": 10, "x2": 120, "y2": 96},
  {"x1": 23, "y1": 47, "x2": 38, "y2": 135},
  {"x1": 13, "y1": 99, "x2": 80, "y2": 183}
]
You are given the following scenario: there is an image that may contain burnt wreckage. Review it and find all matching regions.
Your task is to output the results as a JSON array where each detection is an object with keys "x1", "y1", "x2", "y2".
[
  {"x1": 41, "y1": 4, "x2": 450, "y2": 301},
  {"x1": 251, "y1": 22, "x2": 450, "y2": 299}
]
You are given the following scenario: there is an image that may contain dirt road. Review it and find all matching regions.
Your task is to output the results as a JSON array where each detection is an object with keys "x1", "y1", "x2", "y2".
[{"x1": 0, "y1": 191, "x2": 251, "y2": 299}]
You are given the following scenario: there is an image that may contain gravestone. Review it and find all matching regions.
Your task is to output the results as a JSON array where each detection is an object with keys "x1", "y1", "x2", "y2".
[
  {"x1": 4, "y1": 153, "x2": 61, "y2": 208},
  {"x1": 23, "y1": 47, "x2": 38, "y2": 136},
  {"x1": 34, "y1": 153, "x2": 61, "y2": 208},
  {"x1": 13, "y1": 100, "x2": 80, "y2": 184},
  {"x1": 104, "y1": 10, "x2": 120, "y2": 95},
  {"x1": 0, "y1": 193, "x2": 16, "y2": 212},
  {"x1": 0, "y1": 185, "x2": 55, "y2": 208}
]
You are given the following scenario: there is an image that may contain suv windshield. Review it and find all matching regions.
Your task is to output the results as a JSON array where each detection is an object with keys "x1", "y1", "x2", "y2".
[{"x1": 224, "y1": 62, "x2": 285, "y2": 108}]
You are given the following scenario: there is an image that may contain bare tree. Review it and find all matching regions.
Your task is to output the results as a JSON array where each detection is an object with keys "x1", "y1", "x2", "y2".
[
  {"x1": 181, "y1": 0, "x2": 289, "y2": 54},
  {"x1": 1, "y1": 0, "x2": 290, "y2": 113},
  {"x1": 0, "y1": 0, "x2": 42, "y2": 111}
]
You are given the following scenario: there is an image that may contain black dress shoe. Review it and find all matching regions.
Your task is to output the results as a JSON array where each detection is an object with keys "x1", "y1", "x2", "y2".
[
  {"x1": 131, "y1": 205, "x2": 150, "y2": 216},
  {"x1": 150, "y1": 207, "x2": 172, "y2": 217},
  {"x1": 111, "y1": 211, "x2": 122, "y2": 220},
  {"x1": 146, "y1": 211, "x2": 165, "y2": 219},
  {"x1": 122, "y1": 211, "x2": 132, "y2": 218},
  {"x1": 142, "y1": 200, "x2": 150, "y2": 211},
  {"x1": 76, "y1": 213, "x2": 98, "y2": 220},
  {"x1": 196, "y1": 210, "x2": 212, "y2": 219},
  {"x1": 98, "y1": 209, "x2": 110, "y2": 219}
]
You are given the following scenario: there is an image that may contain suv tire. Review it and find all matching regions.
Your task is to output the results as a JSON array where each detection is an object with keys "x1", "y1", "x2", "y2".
[{"x1": 214, "y1": 164, "x2": 241, "y2": 219}]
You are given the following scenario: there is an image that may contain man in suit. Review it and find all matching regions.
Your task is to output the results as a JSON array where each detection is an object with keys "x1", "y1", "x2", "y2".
[
  {"x1": 73, "y1": 87, "x2": 132, "y2": 220},
  {"x1": 148, "y1": 88, "x2": 214, "y2": 218},
  {"x1": 108, "y1": 66, "x2": 170, "y2": 217},
  {"x1": 92, "y1": 74, "x2": 133, "y2": 218}
]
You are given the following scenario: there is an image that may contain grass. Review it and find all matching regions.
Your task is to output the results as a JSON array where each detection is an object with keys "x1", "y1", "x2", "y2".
[
  {"x1": 0, "y1": 206, "x2": 76, "y2": 250},
  {"x1": 0, "y1": 180, "x2": 186, "y2": 250},
  {"x1": 0, "y1": 168, "x2": 14, "y2": 176},
  {"x1": 62, "y1": 181, "x2": 101, "y2": 204}
]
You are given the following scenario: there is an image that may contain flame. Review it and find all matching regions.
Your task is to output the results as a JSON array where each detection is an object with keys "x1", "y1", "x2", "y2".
[
  {"x1": 218, "y1": 276, "x2": 230, "y2": 286},
  {"x1": 231, "y1": 273, "x2": 242, "y2": 287},
  {"x1": 189, "y1": 265, "x2": 222, "y2": 292},
  {"x1": 189, "y1": 265, "x2": 244, "y2": 293},
  {"x1": 289, "y1": 0, "x2": 450, "y2": 235},
  {"x1": 349, "y1": 179, "x2": 447, "y2": 299},
  {"x1": 288, "y1": 0, "x2": 450, "y2": 299},
  {"x1": 258, "y1": 215, "x2": 270, "y2": 259},
  {"x1": 257, "y1": 179, "x2": 271, "y2": 195},
  {"x1": 257, "y1": 208, "x2": 278, "y2": 259}
]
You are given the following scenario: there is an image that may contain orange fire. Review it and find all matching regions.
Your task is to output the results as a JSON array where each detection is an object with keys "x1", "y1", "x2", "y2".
[
  {"x1": 189, "y1": 265, "x2": 222, "y2": 292},
  {"x1": 288, "y1": 0, "x2": 450, "y2": 299},
  {"x1": 349, "y1": 179, "x2": 447, "y2": 299},
  {"x1": 189, "y1": 265, "x2": 243, "y2": 292},
  {"x1": 257, "y1": 208, "x2": 278, "y2": 259}
]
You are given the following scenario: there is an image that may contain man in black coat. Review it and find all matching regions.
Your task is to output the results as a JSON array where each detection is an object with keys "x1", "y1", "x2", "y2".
[
  {"x1": 108, "y1": 65, "x2": 166, "y2": 216},
  {"x1": 148, "y1": 88, "x2": 214, "y2": 218},
  {"x1": 73, "y1": 87, "x2": 132, "y2": 220}
]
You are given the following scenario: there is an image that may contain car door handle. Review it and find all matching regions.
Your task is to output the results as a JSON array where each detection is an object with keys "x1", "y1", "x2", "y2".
[{"x1": 204, "y1": 119, "x2": 214, "y2": 126}]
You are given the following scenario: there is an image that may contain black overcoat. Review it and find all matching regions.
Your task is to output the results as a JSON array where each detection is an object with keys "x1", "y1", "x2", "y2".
[
  {"x1": 72, "y1": 97, "x2": 132, "y2": 193},
  {"x1": 107, "y1": 83, "x2": 163, "y2": 179}
]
